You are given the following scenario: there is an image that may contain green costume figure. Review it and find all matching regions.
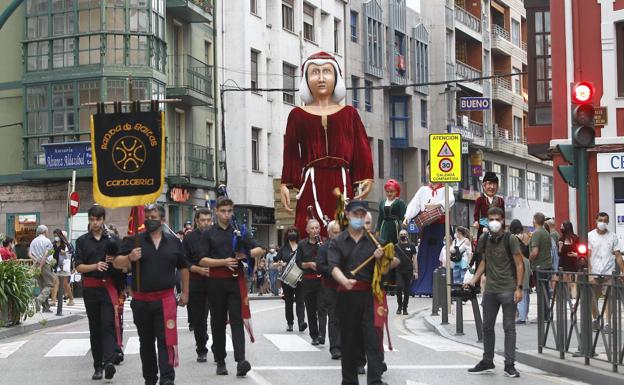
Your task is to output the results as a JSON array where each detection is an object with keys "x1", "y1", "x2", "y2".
[{"x1": 375, "y1": 179, "x2": 407, "y2": 245}]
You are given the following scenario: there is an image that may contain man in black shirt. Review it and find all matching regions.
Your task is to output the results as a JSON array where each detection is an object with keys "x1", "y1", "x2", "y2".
[
  {"x1": 394, "y1": 229, "x2": 418, "y2": 315},
  {"x1": 183, "y1": 208, "x2": 213, "y2": 363},
  {"x1": 75, "y1": 205, "x2": 123, "y2": 381},
  {"x1": 316, "y1": 220, "x2": 343, "y2": 359},
  {"x1": 296, "y1": 219, "x2": 325, "y2": 345},
  {"x1": 329, "y1": 201, "x2": 399, "y2": 385},
  {"x1": 198, "y1": 197, "x2": 264, "y2": 377},
  {"x1": 114, "y1": 204, "x2": 189, "y2": 385}
]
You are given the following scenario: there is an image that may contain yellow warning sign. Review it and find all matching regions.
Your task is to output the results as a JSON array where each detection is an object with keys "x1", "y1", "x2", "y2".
[{"x1": 430, "y1": 133, "x2": 462, "y2": 183}]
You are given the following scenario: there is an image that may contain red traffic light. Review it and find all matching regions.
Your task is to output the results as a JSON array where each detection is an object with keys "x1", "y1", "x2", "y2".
[
  {"x1": 577, "y1": 243, "x2": 588, "y2": 255},
  {"x1": 571, "y1": 82, "x2": 594, "y2": 104}
]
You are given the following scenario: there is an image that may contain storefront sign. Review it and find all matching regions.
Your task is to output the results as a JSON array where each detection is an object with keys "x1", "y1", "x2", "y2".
[
  {"x1": 170, "y1": 187, "x2": 190, "y2": 203},
  {"x1": 459, "y1": 97, "x2": 491, "y2": 111},
  {"x1": 594, "y1": 106, "x2": 608, "y2": 126},
  {"x1": 252, "y1": 207, "x2": 275, "y2": 225},
  {"x1": 597, "y1": 153, "x2": 624, "y2": 173},
  {"x1": 42, "y1": 141, "x2": 92, "y2": 170},
  {"x1": 447, "y1": 124, "x2": 474, "y2": 141}
]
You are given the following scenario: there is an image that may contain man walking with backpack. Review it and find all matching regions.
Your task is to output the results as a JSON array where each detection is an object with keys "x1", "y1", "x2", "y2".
[{"x1": 464, "y1": 207, "x2": 525, "y2": 377}]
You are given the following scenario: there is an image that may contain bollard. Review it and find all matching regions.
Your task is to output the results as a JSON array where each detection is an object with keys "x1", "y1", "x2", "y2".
[
  {"x1": 455, "y1": 296, "x2": 464, "y2": 336},
  {"x1": 537, "y1": 268, "x2": 544, "y2": 354},
  {"x1": 555, "y1": 271, "x2": 566, "y2": 359},
  {"x1": 610, "y1": 270, "x2": 619, "y2": 373},
  {"x1": 431, "y1": 268, "x2": 440, "y2": 316},
  {"x1": 579, "y1": 270, "x2": 592, "y2": 365},
  {"x1": 441, "y1": 271, "x2": 449, "y2": 325},
  {"x1": 470, "y1": 296, "x2": 483, "y2": 342},
  {"x1": 56, "y1": 274, "x2": 64, "y2": 316}
]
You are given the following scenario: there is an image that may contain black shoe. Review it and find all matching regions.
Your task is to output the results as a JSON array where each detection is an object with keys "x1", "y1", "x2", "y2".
[
  {"x1": 286, "y1": 324, "x2": 294, "y2": 332},
  {"x1": 299, "y1": 322, "x2": 308, "y2": 332},
  {"x1": 402, "y1": 309, "x2": 408, "y2": 315},
  {"x1": 396, "y1": 309, "x2": 401, "y2": 315},
  {"x1": 317, "y1": 337, "x2": 325, "y2": 345},
  {"x1": 113, "y1": 351, "x2": 124, "y2": 365},
  {"x1": 92, "y1": 368, "x2": 103, "y2": 380},
  {"x1": 357, "y1": 366, "x2": 366, "y2": 375},
  {"x1": 216, "y1": 362, "x2": 228, "y2": 375},
  {"x1": 236, "y1": 360, "x2": 251, "y2": 377},
  {"x1": 468, "y1": 360, "x2": 495, "y2": 374},
  {"x1": 161, "y1": 380, "x2": 175, "y2": 385},
  {"x1": 382, "y1": 361, "x2": 388, "y2": 372},
  {"x1": 331, "y1": 350, "x2": 341, "y2": 360},
  {"x1": 104, "y1": 363, "x2": 116, "y2": 380},
  {"x1": 197, "y1": 352, "x2": 207, "y2": 363},
  {"x1": 311, "y1": 338, "x2": 319, "y2": 346},
  {"x1": 504, "y1": 364, "x2": 520, "y2": 378},
  {"x1": 188, "y1": 325, "x2": 194, "y2": 332}
]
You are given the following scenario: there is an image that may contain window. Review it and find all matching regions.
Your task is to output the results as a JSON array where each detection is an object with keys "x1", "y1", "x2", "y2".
[
  {"x1": 52, "y1": 83, "x2": 75, "y2": 133},
  {"x1": 364, "y1": 80, "x2": 372, "y2": 112},
  {"x1": 129, "y1": 0, "x2": 148, "y2": 33},
  {"x1": 303, "y1": 3, "x2": 315, "y2": 42},
  {"x1": 378, "y1": 139, "x2": 384, "y2": 179},
  {"x1": 129, "y1": 35, "x2": 148, "y2": 65},
  {"x1": 334, "y1": 19, "x2": 340, "y2": 54},
  {"x1": 52, "y1": 38, "x2": 75, "y2": 68},
  {"x1": 79, "y1": 80, "x2": 100, "y2": 131},
  {"x1": 513, "y1": 116, "x2": 522, "y2": 143},
  {"x1": 390, "y1": 96, "x2": 409, "y2": 140},
  {"x1": 131, "y1": 79, "x2": 148, "y2": 101},
  {"x1": 421, "y1": 100, "x2": 428, "y2": 128},
  {"x1": 282, "y1": 0, "x2": 294, "y2": 32},
  {"x1": 79, "y1": 35, "x2": 100, "y2": 65},
  {"x1": 251, "y1": 50, "x2": 259, "y2": 91},
  {"x1": 365, "y1": 11, "x2": 384, "y2": 74},
  {"x1": 252, "y1": 127, "x2": 260, "y2": 171},
  {"x1": 616, "y1": 22, "x2": 624, "y2": 96},
  {"x1": 250, "y1": 0, "x2": 257, "y2": 14},
  {"x1": 527, "y1": 171, "x2": 539, "y2": 201},
  {"x1": 26, "y1": 86, "x2": 49, "y2": 136},
  {"x1": 52, "y1": 0, "x2": 74, "y2": 36},
  {"x1": 78, "y1": 0, "x2": 101, "y2": 33},
  {"x1": 205, "y1": 41, "x2": 213, "y2": 66},
  {"x1": 492, "y1": 163, "x2": 506, "y2": 196},
  {"x1": 106, "y1": 0, "x2": 125, "y2": 32},
  {"x1": 27, "y1": 8, "x2": 49, "y2": 40},
  {"x1": 207, "y1": 122, "x2": 214, "y2": 149},
  {"x1": 282, "y1": 62, "x2": 296, "y2": 104},
  {"x1": 350, "y1": 11, "x2": 358, "y2": 42},
  {"x1": 152, "y1": 0, "x2": 165, "y2": 39},
  {"x1": 421, "y1": 149, "x2": 428, "y2": 183},
  {"x1": 512, "y1": 19, "x2": 520, "y2": 46},
  {"x1": 529, "y1": 9, "x2": 551, "y2": 125},
  {"x1": 106, "y1": 79, "x2": 125, "y2": 104},
  {"x1": 351, "y1": 76, "x2": 360, "y2": 109},
  {"x1": 509, "y1": 167, "x2": 524, "y2": 198},
  {"x1": 541, "y1": 175, "x2": 553, "y2": 202},
  {"x1": 391, "y1": 149, "x2": 404, "y2": 181},
  {"x1": 393, "y1": 33, "x2": 406, "y2": 76},
  {"x1": 27, "y1": 41, "x2": 49, "y2": 71},
  {"x1": 106, "y1": 35, "x2": 125, "y2": 65}
]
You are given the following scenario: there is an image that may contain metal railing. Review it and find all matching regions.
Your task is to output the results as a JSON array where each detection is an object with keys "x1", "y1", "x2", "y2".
[
  {"x1": 456, "y1": 60, "x2": 482, "y2": 83},
  {"x1": 166, "y1": 55, "x2": 213, "y2": 98},
  {"x1": 493, "y1": 126, "x2": 527, "y2": 144},
  {"x1": 455, "y1": 6, "x2": 481, "y2": 33},
  {"x1": 492, "y1": 24, "x2": 510, "y2": 41},
  {"x1": 468, "y1": 119, "x2": 485, "y2": 138},
  {"x1": 167, "y1": 141, "x2": 215, "y2": 181},
  {"x1": 189, "y1": 0, "x2": 213, "y2": 14},
  {"x1": 536, "y1": 269, "x2": 624, "y2": 372}
]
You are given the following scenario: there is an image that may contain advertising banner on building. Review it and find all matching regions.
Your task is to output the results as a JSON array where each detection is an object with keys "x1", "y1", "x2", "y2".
[{"x1": 91, "y1": 110, "x2": 165, "y2": 208}]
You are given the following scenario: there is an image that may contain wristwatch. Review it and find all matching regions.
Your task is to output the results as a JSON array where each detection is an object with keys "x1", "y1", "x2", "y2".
[{"x1": 517, "y1": 285, "x2": 523, "y2": 290}]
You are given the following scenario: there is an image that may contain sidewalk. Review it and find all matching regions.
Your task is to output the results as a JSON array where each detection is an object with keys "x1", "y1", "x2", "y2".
[
  {"x1": 409, "y1": 292, "x2": 624, "y2": 385},
  {"x1": 0, "y1": 299, "x2": 86, "y2": 340}
]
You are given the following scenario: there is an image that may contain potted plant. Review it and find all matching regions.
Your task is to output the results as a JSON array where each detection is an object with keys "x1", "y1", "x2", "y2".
[{"x1": 0, "y1": 260, "x2": 37, "y2": 327}]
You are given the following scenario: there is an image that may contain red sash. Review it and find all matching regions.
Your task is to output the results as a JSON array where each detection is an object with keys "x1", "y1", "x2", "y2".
[
  {"x1": 208, "y1": 267, "x2": 255, "y2": 343},
  {"x1": 337, "y1": 280, "x2": 371, "y2": 292},
  {"x1": 321, "y1": 277, "x2": 339, "y2": 290},
  {"x1": 303, "y1": 273, "x2": 322, "y2": 280},
  {"x1": 132, "y1": 288, "x2": 179, "y2": 367},
  {"x1": 83, "y1": 277, "x2": 122, "y2": 349},
  {"x1": 189, "y1": 272, "x2": 204, "y2": 280}
]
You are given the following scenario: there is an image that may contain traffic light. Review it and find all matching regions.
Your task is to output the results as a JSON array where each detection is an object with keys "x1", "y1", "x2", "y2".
[
  {"x1": 570, "y1": 82, "x2": 596, "y2": 148},
  {"x1": 577, "y1": 243, "x2": 588, "y2": 269},
  {"x1": 556, "y1": 144, "x2": 576, "y2": 188}
]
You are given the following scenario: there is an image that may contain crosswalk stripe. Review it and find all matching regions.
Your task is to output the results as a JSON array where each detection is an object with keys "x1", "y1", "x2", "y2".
[
  {"x1": 207, "y1": 334, "x2": 234, "y2": 352},
  {"x1": 264, "y1": 334, "x2": 320, "y2": 352},
  {"x1": 0, "y1": 340, "x2": 28, "y2": 359},
  {"x1": 45, "y1": 339, "x2": 91, "y2": 357},
  {"x1": 398, "y1": 335, "x2": 482, "y2": 355},
  {"x1": 124, "y1": 336, "x2": 140, "y2": 355}
]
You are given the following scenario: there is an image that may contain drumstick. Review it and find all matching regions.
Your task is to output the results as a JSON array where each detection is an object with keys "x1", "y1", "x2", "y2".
[{"x1": 349, "y1": 230, "x2": 382, "y2": 276}]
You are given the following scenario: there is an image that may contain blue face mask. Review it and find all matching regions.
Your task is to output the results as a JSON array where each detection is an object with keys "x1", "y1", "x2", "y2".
[{"x1": 349, "y1": 217, "x2": 365, "y2": 230}]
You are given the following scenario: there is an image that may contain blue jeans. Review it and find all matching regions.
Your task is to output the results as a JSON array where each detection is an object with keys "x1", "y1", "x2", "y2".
[
  {"x1": 452, "y1": 264, "x2": 466, "y2": 284},
  {"x1": 517, "y1": 289, "x2": 531, "y2": 322},
  {"x1": 268, "y1": 269, "x2": 279, "y2": 295}
]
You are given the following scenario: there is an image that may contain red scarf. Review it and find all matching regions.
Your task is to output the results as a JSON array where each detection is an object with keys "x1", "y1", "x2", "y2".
[{"x1": 429, "y1": 183, "x2": 444, "y2": 196}]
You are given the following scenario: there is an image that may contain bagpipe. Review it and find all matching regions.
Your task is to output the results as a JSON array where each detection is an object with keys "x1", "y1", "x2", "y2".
[{"x1": 216, "y1": 184, "x2": 251, "y2": 278}]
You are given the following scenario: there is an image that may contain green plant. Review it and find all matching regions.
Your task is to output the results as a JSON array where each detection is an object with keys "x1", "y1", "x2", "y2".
[{"x1": 0, "y1": 261, "x2": 37, "y2": 326}]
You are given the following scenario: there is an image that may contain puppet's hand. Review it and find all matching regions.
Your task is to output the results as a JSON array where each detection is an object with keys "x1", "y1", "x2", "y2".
[
  {"x1": 353, "y1": 179, "x2": 374, "y2": 200},
  {"x1": 280, "y1": 184, "x2": 295, "y2": 215}
]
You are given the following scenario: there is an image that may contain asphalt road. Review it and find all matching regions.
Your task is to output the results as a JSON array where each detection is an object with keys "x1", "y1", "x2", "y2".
[{"x1": 0, "y1": 297, "x2": 589, "y2": 385}]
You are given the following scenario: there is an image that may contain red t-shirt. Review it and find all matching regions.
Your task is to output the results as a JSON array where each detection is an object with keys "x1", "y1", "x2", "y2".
[{"x1": 0, "y1": 247, "x2": 16, "y2": 261}]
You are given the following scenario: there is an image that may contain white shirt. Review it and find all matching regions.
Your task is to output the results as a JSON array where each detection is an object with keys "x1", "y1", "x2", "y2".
[
  {"x1": 29, "y1": 234, "x2": 53, "y2": 263},
  {"x1": 405, "y1": 185, "x2": 455, "y2": 221},
  {"x1": 452, "y1": 238, "x2": 473, "y2": 267},
  {"x1": 588, "y1": 229, "x2": 621, "y2": 275}
]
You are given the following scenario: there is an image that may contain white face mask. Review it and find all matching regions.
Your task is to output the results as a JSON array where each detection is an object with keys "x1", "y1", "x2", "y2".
[
  {"x1": 597, "y1": 222, "x2": 608, "y2": 231},
  {"x1": 488, "y1": 220, "x2": 502, "y2": 233},
  {"x1": 54, "y1": 236, "x2": 60, "y2": 242}
]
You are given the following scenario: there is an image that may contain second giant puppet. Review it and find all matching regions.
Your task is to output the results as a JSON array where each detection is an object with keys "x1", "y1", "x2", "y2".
[{"x1": 280, "y1": 52, "x2": 374, "y2": 236}]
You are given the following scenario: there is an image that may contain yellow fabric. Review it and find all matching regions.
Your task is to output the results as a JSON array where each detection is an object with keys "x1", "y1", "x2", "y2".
[{"x1": 372, "y1": 243, "x2": 395, "y2": 303}]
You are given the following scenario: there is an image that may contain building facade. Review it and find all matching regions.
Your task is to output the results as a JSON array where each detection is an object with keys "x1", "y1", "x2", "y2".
[
  {"x1": 0, "y1": 0, "x2": 218, "y2": 243},
  {"x1": 525, "y1": 0, "x2": 624, "y2": 244}
]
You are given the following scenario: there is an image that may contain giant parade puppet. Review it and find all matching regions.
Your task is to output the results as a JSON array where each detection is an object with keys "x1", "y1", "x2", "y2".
[{"x1": 280, "y1": 52, "x2": 374, "y2": 236}]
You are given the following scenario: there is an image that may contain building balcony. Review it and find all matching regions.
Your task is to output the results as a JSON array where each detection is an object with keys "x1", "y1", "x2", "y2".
[
  {"x1": 456, "y1": 60, "x2": 484, "y2": 93},
  {"x1": 167, "y1": 141, "x2": 215, "y2": 186},
  {"x1": 445, "y1": 1, "x2": 454, "y2": 30},
  {"x1": 455, "y1": 5, "x2": 482, "y2": 40},
  {"x1": 448, "y1": 118, "x2": 484, "y2": 141},
  {"x1": 492, "y1": 77, "x2": 514, "y2": 105},
  {"x1": 491, "y1": 24, "x2": 527, "y2": 63},
  {"x1": 492, "y1": 126, "x2": 533, "y2": 159},
  {"x1": 166, "y1": 55, "x2": 214, "y2": 106},
  {"x1": 166, "y1": 0, "x2": 213, "y2": 24}
]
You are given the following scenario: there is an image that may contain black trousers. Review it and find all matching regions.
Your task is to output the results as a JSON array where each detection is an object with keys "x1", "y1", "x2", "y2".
[
  {"x1": 302, "y1": 279, "x2": 325, "y2": 340},
  {"x1": 131, "y1": 298, "x2": 174, "y2": 385},
  {"x1": 84, "y1": 287, "x2": 118, "y2": 370},
  {"x1": 188, "y1": 278, "x2": 210, "y2": 354},
  {"x1": 282, "y1": 283, "x2": 305, "y2": 326},
  {"x1": 318, "y1": 285, "x2": 340, "y2": 353},
  {"x1": 337, "y1": 291, "x2": 384, "y2": 385},
  {"x1": 396, "y1": 271, "x2": 413, "y2": 311},
  {"x1": 207, "y1": 278, "x2": 245, "y2": 363}
]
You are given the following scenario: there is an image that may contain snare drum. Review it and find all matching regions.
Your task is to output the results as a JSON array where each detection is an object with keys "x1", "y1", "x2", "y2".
[{"x1": 279, "y1": 258, "x2": 303, "y2": 288}]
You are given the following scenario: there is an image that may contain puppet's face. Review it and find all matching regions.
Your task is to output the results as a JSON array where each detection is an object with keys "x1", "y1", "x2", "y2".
[
  {"x1": 306, "y1": 63, "x2": 336, "y2": 101},
  {"x1": 385, "y1": 188, "x2": 398, "y2": 200},
  {"x1": 483, "y1": 181, "x2": 498, "y2": 197}
]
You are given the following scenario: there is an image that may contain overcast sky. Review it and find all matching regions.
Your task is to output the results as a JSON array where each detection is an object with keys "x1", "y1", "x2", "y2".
[{"x1": 407, "y1": 0, "x2": 420, "y2": 12}]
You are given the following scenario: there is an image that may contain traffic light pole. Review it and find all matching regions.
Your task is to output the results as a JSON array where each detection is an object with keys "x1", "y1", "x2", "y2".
[{"x1": 577, "y1": 148, "x2": 588, "y2": 244}]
